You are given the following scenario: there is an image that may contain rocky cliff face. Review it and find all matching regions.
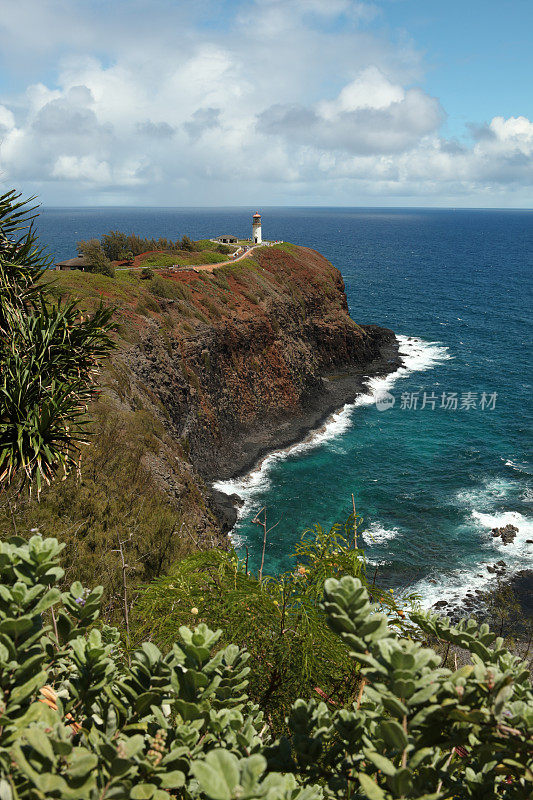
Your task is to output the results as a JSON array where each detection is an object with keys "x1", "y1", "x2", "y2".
[{"x1": 97, "y1": 243, "x2": 399, "y2": 532}]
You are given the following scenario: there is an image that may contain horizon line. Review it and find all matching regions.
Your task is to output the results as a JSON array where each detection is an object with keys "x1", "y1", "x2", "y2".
[{"x1": 38, "y1": 204, "x2": 533, "y2": 212}]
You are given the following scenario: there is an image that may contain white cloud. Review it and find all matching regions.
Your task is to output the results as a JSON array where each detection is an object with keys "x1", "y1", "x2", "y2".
[
  {"x1": 259, "y1": 68, "x2": 444, "y2": 155},
  {"x1": 52, "y1": 155, "x2": 111, "y2": 183},
  {"x1": 319, "y1": 67, "x2": 405, "y2": 116},
  {"x1": 0, "y1": 0, "x2": 531, "y2": 205},
  {"x1": 489, "y1": 116, "x2": 533, "y2": 152},
  {"x1": 0, "y1": 105, "x2": 15, "y2": 131}
]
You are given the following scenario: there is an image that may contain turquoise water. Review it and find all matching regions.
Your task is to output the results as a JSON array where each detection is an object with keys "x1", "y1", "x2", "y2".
[{"x1": 37, "y1": 207, "x2": 532, "y2": 605}]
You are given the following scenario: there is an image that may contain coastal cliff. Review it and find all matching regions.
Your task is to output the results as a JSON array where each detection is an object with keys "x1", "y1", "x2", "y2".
[
  {"x1": 9, "y1": 243, "x2": 398, "y2": 602},
  {"x1": 107, "y1": 244, "x2": 398, "y2": 527}
]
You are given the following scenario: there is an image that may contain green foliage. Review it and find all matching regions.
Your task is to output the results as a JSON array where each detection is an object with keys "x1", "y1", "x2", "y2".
[
  {"x1": 0, "y1": 535, "x2": 271, "y2": 799},
  {"x1": 265, "y1": 577, "x2": 533, "y2": 798},
  {"x1": 0, "y1": 537, "x2": 532, "y2": 799},
  {"x1": 0, "y1": 190, "x2": 51, "y2": 328},
  {"x1": 77, "y1": 239, "x2": 115, "y2": 276},
  {"x1": 181, "y1": 235, "x2": 197, "y2": 252},
  {"x1": 0, "y1": 191, "x2": 115, "y2": 493},
  {"x1": 141, "y1": 267, "x2": 155, "y2": 280},
  {"x1": 100, "y1": 231, "x2": 183, "y2": 260},
  {"x1": 133, "y1": 522, "x2": 419, "y2": 734},
  {"x1": 149, "y1": 276, "x2": 193, "y2": 301},
  {"x1": 80, "y1": 231, "x2": 214, "y2": 266}
]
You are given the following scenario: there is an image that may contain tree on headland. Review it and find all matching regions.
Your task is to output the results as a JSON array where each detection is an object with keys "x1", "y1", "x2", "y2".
[
  {"x1": 101, "y1": 229, "x2": 128, "y2": 260},
  {"x1": 77, "y1": 238, "x2": 115, "y2": 276},
  {"x1": 78, "y1": 230, "x2": 192, "y2": 264}
]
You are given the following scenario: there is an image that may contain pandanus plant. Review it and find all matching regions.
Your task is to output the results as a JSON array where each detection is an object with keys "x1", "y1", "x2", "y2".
[{"x1": 0, "y1": 189, "x2": 114, "y2": 494}]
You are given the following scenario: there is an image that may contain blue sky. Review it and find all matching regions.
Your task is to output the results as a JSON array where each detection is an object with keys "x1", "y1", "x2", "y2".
[
  {"x1": 0, "y1": 0, "x2": 531, "y2": 206},
  {"x1": 380, "y1": 0, "x2": 532, "y2": 136}
]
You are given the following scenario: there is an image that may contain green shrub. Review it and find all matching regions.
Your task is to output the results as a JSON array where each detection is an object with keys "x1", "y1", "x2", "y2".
[
  {"x1": 149, "y1": 276, "x2": 192, "y2": 302},
  {"x1": 181, "y1": 235, "x2": 197, "y2": 252},
  {"x1": 77, "y1": 239, "x2": 115, "y2": 276},
  {"x1": 132, "y1": 521, "x2": 409, "y2": 733},
  {"x1": 141, "y1": 267, "x2": 155, "y2": 280},
  {"x1": 100, "y1": 231, "x2": 183, "y2": 259},
  {"x1": 0, "y1": 535, "x2": 532, "y2": 799}
]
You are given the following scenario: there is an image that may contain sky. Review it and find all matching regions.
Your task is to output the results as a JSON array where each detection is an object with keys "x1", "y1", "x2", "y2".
[{"x1": 0, "y1": 0, "x2": 532, "y2": 207}]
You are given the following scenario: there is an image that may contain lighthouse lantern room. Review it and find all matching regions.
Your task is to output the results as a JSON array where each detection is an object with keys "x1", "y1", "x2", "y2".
[{"x1": 252, "y1": 212, "x2": 262, "y2": 244}]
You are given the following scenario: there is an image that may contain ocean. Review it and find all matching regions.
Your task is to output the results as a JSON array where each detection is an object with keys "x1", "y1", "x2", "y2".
[{"x1": 36, "y1": 206, "x2": 533, "y2": 608}]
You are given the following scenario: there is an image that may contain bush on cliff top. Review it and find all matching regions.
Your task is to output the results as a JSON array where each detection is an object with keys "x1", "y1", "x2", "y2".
[{"x1": 77, "y1": 239, "x2": 115, "y2": 277}]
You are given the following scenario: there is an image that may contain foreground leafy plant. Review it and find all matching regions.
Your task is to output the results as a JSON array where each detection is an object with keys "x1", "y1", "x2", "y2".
[
  {"x1": 0, "y1": 535, "x2": 531, "y2": 799},
  {"x1": 268, "y1": 577, "x2": 533, "y2": 798}
]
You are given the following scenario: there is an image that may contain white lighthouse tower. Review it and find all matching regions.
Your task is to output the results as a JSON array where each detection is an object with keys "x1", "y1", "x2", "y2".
[{"x1": 252, "y1": 212, "x2": 262, "y2": 244}]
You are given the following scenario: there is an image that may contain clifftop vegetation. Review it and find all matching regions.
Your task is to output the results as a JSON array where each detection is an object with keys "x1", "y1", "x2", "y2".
[{"x1": 76, "y1": 230, "x2": 234, "y2": 274}]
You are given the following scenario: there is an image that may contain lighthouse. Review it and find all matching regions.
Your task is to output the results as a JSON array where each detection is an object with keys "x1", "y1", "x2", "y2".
[{"x1": 252, "y1": 212, "x2": 262, "y2": 244}]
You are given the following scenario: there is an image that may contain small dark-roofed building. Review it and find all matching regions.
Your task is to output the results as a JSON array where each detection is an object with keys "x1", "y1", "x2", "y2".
[
  {"x1": 215, "y1": 235, "x2": 238, "y2": 244},
  {"x1": 54, "y1": 254, "x2": 91, "y2": 271}
]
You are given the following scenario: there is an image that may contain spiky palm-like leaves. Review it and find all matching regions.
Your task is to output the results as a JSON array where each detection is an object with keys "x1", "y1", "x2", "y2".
[
  {"x1": 0, "y1": 190, "x2": 114, "y2": 493},
  {"x1": 0, "y1": 190, "x2": 50, "y2": 329}
]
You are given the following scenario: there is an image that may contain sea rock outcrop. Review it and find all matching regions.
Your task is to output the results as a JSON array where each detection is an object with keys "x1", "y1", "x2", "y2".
[{"x1": 491, "y1": 524, "x2": 519, "y2": 545}]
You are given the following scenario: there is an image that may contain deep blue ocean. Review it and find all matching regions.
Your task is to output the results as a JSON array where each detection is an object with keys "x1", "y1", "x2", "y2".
[{"x1": 36, "y1": 207, "x2": 532, "y2": 606}]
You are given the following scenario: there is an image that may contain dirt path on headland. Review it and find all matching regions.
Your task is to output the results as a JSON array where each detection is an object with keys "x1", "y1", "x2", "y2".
[
  {"x1": 115, "y1": 243, "x2": 269, "y2": 274},
  {"x1": 186, "y1": 243, "x2": 266, "y2": 273}
]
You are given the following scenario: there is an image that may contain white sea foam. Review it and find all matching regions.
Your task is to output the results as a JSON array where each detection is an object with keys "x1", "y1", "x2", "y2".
[
  {"x1": 409, "y1": 563, "x2": 497, "y2": 610},
  {"x1": 214, "y1": 335, "x2": 452, "y2": 526},
  {"x1": 471, "y1": 509, "x2": 533, "y2": 551},
  {"x1": 410, "y1": 508, "x2": 533, "y2": 610},
  {"x1": 455, "y1": 477, "x2": 516, "y2": 510},
  {"x1": 213, "y1": 403, "x2": 357, "y2": 521},
  {"x1": 363, "y1": 521, "x2": 400, "y2": 544},
  {"x1": 504, "y1": 458, "x2": 531, "y2": 475},
  {"x1": 522, "y1": 487, "x2": 533, "y2": 505}
]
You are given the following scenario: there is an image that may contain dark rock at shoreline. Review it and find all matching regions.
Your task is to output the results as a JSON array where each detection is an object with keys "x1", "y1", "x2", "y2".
[
  {"x1": 508, "y1": 570, "x2": 533, "y2": 616},
  {"x1": 208, "y1": 489, "x2": 240, "y2": 533},
  {"x1": 491, "y1": 524, "x2": 518, "y2": 545}
]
